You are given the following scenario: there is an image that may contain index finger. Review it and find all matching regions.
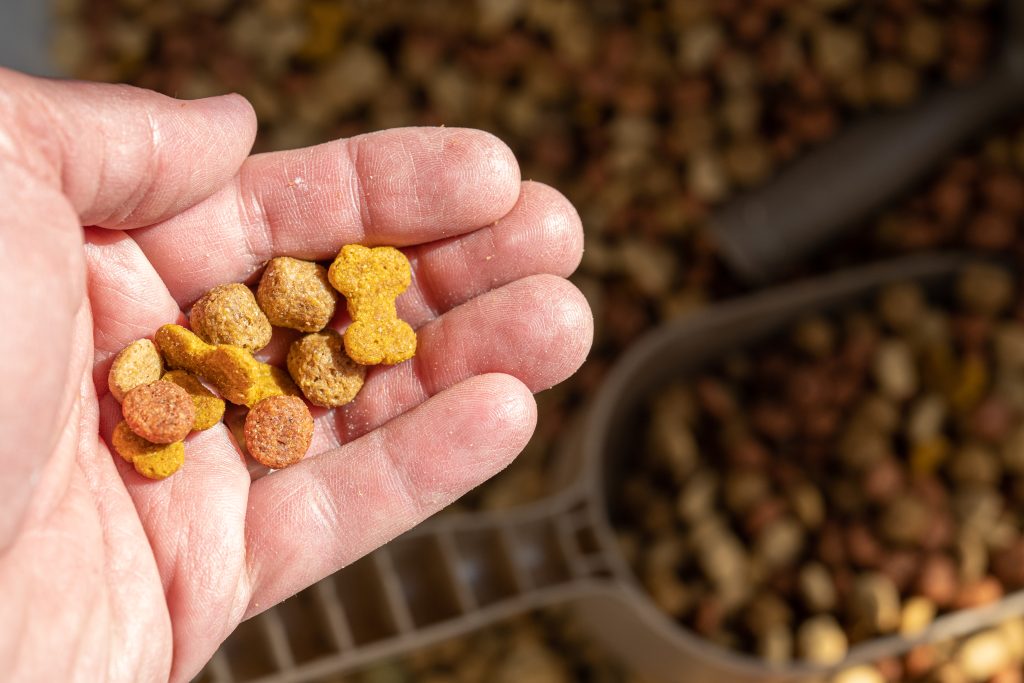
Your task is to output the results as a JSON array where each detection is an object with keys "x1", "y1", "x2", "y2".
[{"x1": 131, "y1": 127, "x2": 521, "y2": 306}]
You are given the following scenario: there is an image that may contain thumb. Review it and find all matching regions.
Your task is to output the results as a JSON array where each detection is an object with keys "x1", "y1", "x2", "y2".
[
  {"x1": 0, "y1": 69, "x2": 256, "y2": 551},
  {"x1": 0, "y1": 67, "x2": 257, "y2": 229}
]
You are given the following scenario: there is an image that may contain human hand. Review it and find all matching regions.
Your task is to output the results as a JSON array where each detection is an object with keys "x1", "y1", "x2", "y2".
[{"x1": 0, "y1": 68, "x2": 591, "y2": 681}]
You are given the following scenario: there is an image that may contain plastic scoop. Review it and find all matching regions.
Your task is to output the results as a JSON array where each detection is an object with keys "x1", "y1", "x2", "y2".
[
  {"x1": 710, "y1": 0, "x2": 1024, "y2": 284},
  {"x1": 236, "y1": 253, "x2": 1024, "y2": 683}
]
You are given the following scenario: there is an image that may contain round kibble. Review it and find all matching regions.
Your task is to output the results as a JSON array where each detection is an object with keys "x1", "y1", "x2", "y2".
[
  {"x1": 122, "y1": 381, "x2": 195, "y2": 444},
  {"x1": 190, "y1": 283, "x2": 272, "y2": 352},
  {"x1": 256, "y1": 257, "x2": 338, "y2": 332},
  {"x1": 286, "y1": 330, "x2": 367, "y2": 407},
  {"x1": 244, "y1": 395, "x2": 314, "y2": 469},
  {"x1": 161, "y1": 370, "x2": 225, "y2": 431},
  {"x1": 108, "y1": 338, "x2": 163, "y2": 402},
  {"x1": 957, "y1": 263, "x2": 1014, "y2": 317},
  {"x1": 797, "y1": 615, "x2": 848, "y2": 665},
  {"x1": 111, "y1": 421, "x2": 185, "y2": 480}
]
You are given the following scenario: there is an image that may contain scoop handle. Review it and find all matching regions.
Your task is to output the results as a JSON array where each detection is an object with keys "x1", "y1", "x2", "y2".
[
  {"x1": 232, "y1": 486, "x2": 620, "y2": 680},
  {"x1": 710, "y1": 67, "x2": 1024, "y2": 284}
]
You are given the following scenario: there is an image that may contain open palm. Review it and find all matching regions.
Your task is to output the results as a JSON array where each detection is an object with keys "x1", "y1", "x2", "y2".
[{"x1": 0, "y1": 70, "x2": 591, "y2": 682}]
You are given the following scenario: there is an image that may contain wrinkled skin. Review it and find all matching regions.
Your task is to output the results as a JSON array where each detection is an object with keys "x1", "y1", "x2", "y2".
[{"x1": 0, "y1": 68, "x2": 591, "y2": 682}]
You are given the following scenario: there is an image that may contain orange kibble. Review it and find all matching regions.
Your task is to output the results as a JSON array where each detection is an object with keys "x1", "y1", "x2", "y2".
[
  {"x1": 244, "y1": 395, "x2": 314, "y2": 469},
  {"x1": 328, "y1": 245, "x2": 417, "y2": 365},
  {"x1": 122, "y1": 381, "x2": 195, "y2": 444}
]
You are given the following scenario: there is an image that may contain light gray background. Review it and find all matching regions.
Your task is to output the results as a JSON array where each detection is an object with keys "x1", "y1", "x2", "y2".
[{"x1": 0, "y1": 0, "x2": 57, "y2": 76}]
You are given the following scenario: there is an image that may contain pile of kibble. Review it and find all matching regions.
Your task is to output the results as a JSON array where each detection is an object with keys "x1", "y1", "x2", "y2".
[
  {"x1": 615, "y1": 263, "x2": 1024, "y2": 675},
  {"x1": 107, "y1": 246, "x2": 414, "y2": 478}
]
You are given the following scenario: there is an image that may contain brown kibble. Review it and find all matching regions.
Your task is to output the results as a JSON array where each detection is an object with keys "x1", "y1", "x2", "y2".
[
  {"x1": 957, "y1": 263, "x2": 1014, "y2": 317},
  {"x1": 328, "y1": 245, "x2": 417, "y2": 365},
  {"x1": 877, "y1": 282, "x2": 926, "y2": 333},
  {"x1": 190, "y1": 283, "x2": 272, "y2": 352},
  {"x1": 256, "y1": 257, "x2": 338, "y2": 332},
  {"x1": 122, "y1": 381, "x2": 195, "y2": 444},
  {"x1": 286, "y1": 330, "x2": 367, "y2": 407},
  {"x1": 108, "y1": 339, "x2": 163, "y2": 402},
  {"x1": 156, "y1": 324, "x2": 299, "y2": 407},
  {"x1": 244, "y1": 395, "x2": 314, "y2": 469},
  {"x1": 161, "y1": 370, "x2": 225, "y2": 431},
  {"x1": 111, "y1": 421, "x2": 185, "y2": 480},
  {"x1": 868, "y1": 60, "x2": 920, "y2": 107}
]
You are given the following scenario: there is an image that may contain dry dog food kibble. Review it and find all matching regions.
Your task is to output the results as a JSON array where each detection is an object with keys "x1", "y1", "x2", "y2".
[
  {"x1": 244, "y1": 395, "x2": 314, "y2": 469},
  {"x1": 162, "y1": 370, "x2": 226, "y2": 431},
  {"x1": 286, "y1": 330, "x2": 366, "y2": 408},
  {"x1": 107, "y1": 338, "x2": 163, "y2": 402},
  {"x1": 109, "y1": 244, "x2": 416, "y2": 478},
  {"x1": 122, "y1": 381, "x2": 195, "y2": 444},
  {"x1": 112, "y1": 421, "x2": 186, "y2": 480},
  {"x1": 190, "y1": 283, "x2": 272, "y2": 352},
  {"x1": 256, "y1": 256, "x2": 338, "y2": 332},
  {"x1": 156, "y1": 324, "x2": 298, "y2": 407},
  {"x1": 328, "y1": 244, "x2": 417, "y2": 365}
]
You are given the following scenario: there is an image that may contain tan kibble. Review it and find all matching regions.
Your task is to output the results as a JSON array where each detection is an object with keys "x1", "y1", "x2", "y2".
[
  {"x1": 873, "y1": 339, "x2": 918, "y2": 401},
  {"x1": 798, "y1": 563, "x2": 837, "y2": 613},
  {"x1": 956, "y1": 629, "x2": 1013, "y2": 682},
  {"x1": 830, "y1": 666, "x2": 886, "y2": 683},
  {"x1": 244, "y1": 395, "x2": 314, "y2": 469},
  {"x1": 156, "y1": 324, "x2": 298, "y2": 407},
  {"x1": 256, "y1": 256, "x2": 338, "y2": 332},
  {"x1": 122, "y1": 381, "x2": 195, "y2": 444},
  {"x1": 108, "y1": 338, "x2": 163, "y2": 402},
  {"x1": 328, "y1": 245, "x2": 417, "y2": 365},
  {"x1": 161, "y1": 370, "x2": 225, "y2": 431},
  {"x1": 190, "y1": 283, "x2": 272, "y2": 352},
  {"x1": 900, "y1": 596, "x2": 937, "y2": 636},
  {"x1": 797, "y1": 615, "x2": 848, "y2": 665},
  {"x1": 286, "y1": 330, "x2": 367, "y2": 407},
  {"x1": 851, "y1": 573, "x2": 901, "y2": 634},
  {"x1": 111, "y1": 421, "x2": 185, "y2": 480}
]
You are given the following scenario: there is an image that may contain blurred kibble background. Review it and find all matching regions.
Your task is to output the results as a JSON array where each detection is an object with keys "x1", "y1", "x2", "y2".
[{"x1": 29, "y1": 0, "x2": 1024, "y2": 681}]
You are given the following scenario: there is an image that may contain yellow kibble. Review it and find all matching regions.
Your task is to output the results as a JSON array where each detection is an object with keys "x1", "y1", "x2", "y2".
[
  {"x1": 328, "y1": 245, "x2": 417, "y2": 365},
  {"x1": 156, "y1": 324, "x2": 299, "y2": 407},
  {"x1": 161, "y1": 370, "x2": 226, "y2": 431},
  {"x1": 111, "y1": 421, "x2": 185, "y2": 480}
]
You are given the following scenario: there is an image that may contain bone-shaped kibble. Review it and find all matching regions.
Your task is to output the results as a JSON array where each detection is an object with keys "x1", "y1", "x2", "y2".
[
  {"x1": 155, "y1": 324, "x2": 298, "y2": 407},
  {"x1": 328, "y1": 245, "x2": 417, "y2": 365}
]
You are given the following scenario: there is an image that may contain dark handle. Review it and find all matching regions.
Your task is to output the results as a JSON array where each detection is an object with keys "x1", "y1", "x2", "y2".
[{"x1": 710, "y1": 67, "x2": 1024, "y2": 284}]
